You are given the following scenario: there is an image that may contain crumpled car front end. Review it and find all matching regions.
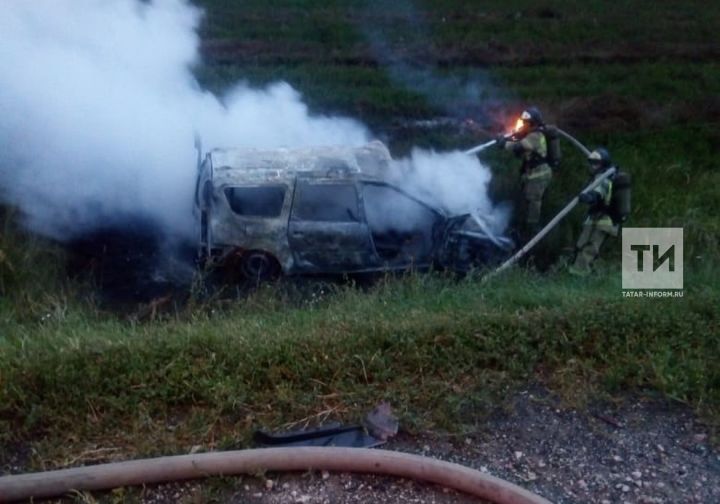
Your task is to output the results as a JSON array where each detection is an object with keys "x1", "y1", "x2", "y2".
[{"x1": 436, "y1": 212, "x2": 515, "y2": 273}]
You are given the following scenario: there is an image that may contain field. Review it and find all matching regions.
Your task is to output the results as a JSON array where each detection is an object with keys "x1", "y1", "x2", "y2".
[{"x1": 1, "y1": 0, "x2": 719, "y2": 501}]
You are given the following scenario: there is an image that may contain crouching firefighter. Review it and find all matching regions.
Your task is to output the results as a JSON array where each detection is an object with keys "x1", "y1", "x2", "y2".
[
  {"x1": 497, "y1": 107, "x2": 558, "y2": 242},
  {"x1": 569, "y1": 147, "x2": 631, "y2": 275}
]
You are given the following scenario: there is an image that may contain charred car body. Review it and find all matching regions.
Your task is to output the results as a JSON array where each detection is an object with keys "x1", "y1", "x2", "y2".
[{"x1": 194, "y1": 141, "x2": 513, "y2": 280}]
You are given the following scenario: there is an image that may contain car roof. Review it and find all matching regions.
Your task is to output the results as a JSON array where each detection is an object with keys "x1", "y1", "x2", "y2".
[{"x1": 208, "y1": 141, "x2": 392, "y2": 186}]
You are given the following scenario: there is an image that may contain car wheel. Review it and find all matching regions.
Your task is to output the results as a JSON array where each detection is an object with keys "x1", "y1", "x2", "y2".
[{"x1": 241, "y1": 250, "x2": 280, "y2": 282}]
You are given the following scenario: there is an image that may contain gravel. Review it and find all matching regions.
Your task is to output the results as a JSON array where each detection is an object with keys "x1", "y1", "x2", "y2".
[{"x1": 3, "y1": 386, "x2": 719, "y2": 503}]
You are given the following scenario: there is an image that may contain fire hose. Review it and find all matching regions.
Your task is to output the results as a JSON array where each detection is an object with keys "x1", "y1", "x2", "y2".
[
  {"x1": 483, "y1": 166, "x2": 617, "y2": 281},
  {"x1": 463, "y1": 127, "x2": 590, "y2": 157},
  {"x1": 0, "y1": 128, "x2": 593, "y2": 503},
  {"x1": 0, "y1": 447, "x2": 553, "y2": 503},
  {"x1": 464, "y1": 127, "x2": 605, "y2": 279},
  {"x1": 552, "y1": 127, "x2": 591, "y2": 157}
]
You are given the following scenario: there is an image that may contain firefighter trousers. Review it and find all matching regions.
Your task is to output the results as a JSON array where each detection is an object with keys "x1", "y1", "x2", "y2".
[
  {"x1": 570, "y1": 217, "x2": 618, "y2": 275},
  {"x1": 520, "y1": 165, "x2": 552, "y2": 233}
]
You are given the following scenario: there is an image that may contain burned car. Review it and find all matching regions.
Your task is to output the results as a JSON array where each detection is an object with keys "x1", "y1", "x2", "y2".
[{"x1": 194, "y1": 141, "x2": 513, "y2": 280}]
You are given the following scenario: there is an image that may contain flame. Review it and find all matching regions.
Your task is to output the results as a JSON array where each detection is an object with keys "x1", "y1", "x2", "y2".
[{"x1": 513, "y1": 118, "x2": 525, "y2": 133}]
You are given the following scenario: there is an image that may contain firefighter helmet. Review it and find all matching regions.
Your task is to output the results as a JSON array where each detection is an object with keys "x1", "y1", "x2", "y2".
[
  {"x1": 520, "y1": 106, "x2": 544, "y2": 127},
  {"x1": 588, "y1": 147, "x2": 612, "y2": 169}
]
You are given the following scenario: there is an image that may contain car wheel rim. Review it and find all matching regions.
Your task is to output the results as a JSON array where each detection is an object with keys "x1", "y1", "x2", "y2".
[{"x1": 243, "y1": 252, "x2": 275, "y2": 280}]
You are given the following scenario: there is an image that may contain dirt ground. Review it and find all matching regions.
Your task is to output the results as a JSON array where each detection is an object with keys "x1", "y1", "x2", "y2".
[
  {"x1": 220, "y1": 388, "x2": 719, "y2": 504},
  {"x1": 25, "y1": 386, "x2": 715, "y2": 504}
]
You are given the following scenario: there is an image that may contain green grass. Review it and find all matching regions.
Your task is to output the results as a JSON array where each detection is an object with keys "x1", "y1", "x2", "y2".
[
  {"x1": 0, "y1": 209, "x2": 78, "y2": 321},
  {"x1": 194, "y1": 0, "x2": 720, "y2": 126},
  {"x1": 196, "y1": 61, "x2": 720, "y2": 126},
  {"x1": 421, "y1": 0, "x2": 719, "y2": 59},
  {"x1": 469, "y1": 62, "x2": 720, "y2": 102},
  {"x1": 195, "y1": 63, "x2": 437, "y2": 122},
  {"x1": 1, "y1": 268, "x2": 718, "y2": 467},
  {"x1": 197, "y1": 0, "x2": 719, "y2": 59},
  {"x1": 1, "y1": 0, "x2": 720, "y2": 476}
]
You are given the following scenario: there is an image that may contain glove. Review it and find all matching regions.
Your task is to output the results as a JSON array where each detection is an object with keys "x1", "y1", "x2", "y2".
[
  {"x1": 496, "y1": 135, "x2": 507, "y2": 148},
  {"x1": 578, "y1": 191, "x2": 597, "y2": 204}
]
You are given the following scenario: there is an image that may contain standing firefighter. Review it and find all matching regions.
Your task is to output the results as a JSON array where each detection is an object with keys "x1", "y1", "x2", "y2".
[
  {"x1": 570, "y1": 147, "x2": 620, "y2": 275},
  {"x1": 497, "y1": 107, "x2": 554, "y2": 241}
]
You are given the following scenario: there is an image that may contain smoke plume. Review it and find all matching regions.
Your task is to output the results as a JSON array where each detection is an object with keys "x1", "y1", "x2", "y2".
[
  {"x1": 361, "y1": 0, "x2": 510, "y2": 125},
  {"x1": 0, "y1": 0, "x2": 504, "y2": 244},
  {"x1": 390, "y1": 149, "x2": 509, "y2": 235}
]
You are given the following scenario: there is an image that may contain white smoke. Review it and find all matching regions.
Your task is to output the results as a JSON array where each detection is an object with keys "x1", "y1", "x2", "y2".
[
  {"x1": 0, "y1": 0, "x2": 368, "y2": 239},
  {"x1": 0, "y1": 0, "x2": 504, "y2": 242},
  {"x1": 392, "y1": 150, "x2": 493, "y2": 213}
]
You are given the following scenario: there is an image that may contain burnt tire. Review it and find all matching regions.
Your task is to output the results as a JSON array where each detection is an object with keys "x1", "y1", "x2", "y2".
[{"x1": 240, "y1": 250, "x2": 281, "y2": 282}]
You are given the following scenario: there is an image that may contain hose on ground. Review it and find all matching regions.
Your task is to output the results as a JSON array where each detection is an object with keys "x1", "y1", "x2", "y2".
[{"x1": 0, "y1": 447, "x2": 552, "y2": 504}]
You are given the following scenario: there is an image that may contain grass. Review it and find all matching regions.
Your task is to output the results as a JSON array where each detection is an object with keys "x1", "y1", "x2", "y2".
[
  {"x1": 1, "y1": 0, "x2": 719, "y2": 486},
  {"x1": 194, "y1": 0, "x2": 720, "y2": 126},
  {"x1": 195, "y1": 61, "x2": 720, "y2": 127},
  {"x1": 1, "y1": 268, "x2": 718, "y2": 468},
  {"x1": 0, "y1": 208, "x2": 78, "y2": 321},
  {"x1": 478, "y1": 123, "x2": 720, "y2": 265},
  {"x1": 197, "y1": 0, "x2": 720, "y2": 60}
]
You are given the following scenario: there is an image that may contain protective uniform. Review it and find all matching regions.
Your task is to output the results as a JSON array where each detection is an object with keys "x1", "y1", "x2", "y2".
[
  {"x1": 501, "y1": 108, "x2": 552, "y2": 238},
  {"x1": 569, "y1": 148, "x2": 619, "y2": 275}
]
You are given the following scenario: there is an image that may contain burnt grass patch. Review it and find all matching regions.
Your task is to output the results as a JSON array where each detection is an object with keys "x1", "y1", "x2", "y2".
[{"x1": 62, "y1": 217, "x2": 199, "y2": 312}]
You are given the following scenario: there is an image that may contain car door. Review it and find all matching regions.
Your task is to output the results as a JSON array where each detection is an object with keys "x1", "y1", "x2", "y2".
[
  {"x1": 288, "y1": 180, "x2": 378, "y2": 273},
  {"x1": 195, "y1": 160, "x2": 215, "y2": 259},
  {"x1": 361, "y1": 182, "x2": 444, "y2": 268}
]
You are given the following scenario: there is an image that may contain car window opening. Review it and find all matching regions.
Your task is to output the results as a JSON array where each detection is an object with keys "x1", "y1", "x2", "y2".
[
  {"x1": 225, "y1": 185, "x2": 286, "y2": 218},
  {"x1": 293, "y1": 183, "x2": 360, "y2": 222},
  {"x1": 362, "y1": 183, "x2": 439, "y2": 262}
]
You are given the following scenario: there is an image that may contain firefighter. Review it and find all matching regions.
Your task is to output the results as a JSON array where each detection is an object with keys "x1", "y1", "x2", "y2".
[
  {"x1": 496, "y1": 107, "x2": 552, "y2": 241},
  {"x1": 569, "y1": 147, "x2": 618, "y2": 275}
]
